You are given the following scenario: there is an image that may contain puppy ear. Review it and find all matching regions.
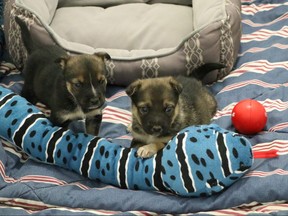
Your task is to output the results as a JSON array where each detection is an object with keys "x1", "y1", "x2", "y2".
[
  {"x1": 126, "y1": 80, "x2": 142, "y2": 97},
  {"x1": 93, "y1": 52, "x2": 111, "y2": 61},
  {"x1": 55, "y1": 56, "x2": 69, "y2": 70},
  {"x1": 169, "y1": 77, "x2": 183, "y2": 94}
]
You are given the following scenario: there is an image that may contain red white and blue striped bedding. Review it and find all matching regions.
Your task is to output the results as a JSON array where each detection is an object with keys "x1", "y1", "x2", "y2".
[{"x1": 1, "y1": 0, "x2": 288, "y2": 215}]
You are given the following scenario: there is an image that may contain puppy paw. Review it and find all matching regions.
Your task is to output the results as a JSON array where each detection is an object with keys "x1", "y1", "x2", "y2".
[
  {"x1": 126, "y1": 123, "x2": 132, "y2": 133},
  {"x1": 137, "y1": 145, "x2": 157, "y2": 158},
  {"x1": 137, "y1": 142, "x2": 165, "y2": 158}
]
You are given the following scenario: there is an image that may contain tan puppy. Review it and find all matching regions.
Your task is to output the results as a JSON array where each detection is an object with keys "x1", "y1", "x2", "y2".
[{"x1": 126, "y1": 73, "x2": 218, "y2": 158}]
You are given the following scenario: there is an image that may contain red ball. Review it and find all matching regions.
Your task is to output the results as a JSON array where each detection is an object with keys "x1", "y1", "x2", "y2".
[{"x1": 231, "y1": 99, "x2": 267, "y2": 135}]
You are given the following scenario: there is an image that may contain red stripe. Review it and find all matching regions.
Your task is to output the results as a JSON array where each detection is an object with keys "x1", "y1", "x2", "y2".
[{"x1": 0, "y1": 161, "x2": 90, "y2": 190}]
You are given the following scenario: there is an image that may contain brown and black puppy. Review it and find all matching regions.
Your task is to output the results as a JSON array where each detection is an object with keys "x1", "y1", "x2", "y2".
[
  {"x1": 126, "y1": 65, "x2": 220, "y2": 158},
  {"x1": 16, "y1": 17, "x2": 110, "y2": 135}
]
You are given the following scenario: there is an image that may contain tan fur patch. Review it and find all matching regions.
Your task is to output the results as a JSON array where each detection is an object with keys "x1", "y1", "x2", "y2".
[
  {"x1": 131, "y1": 105, "x2": 142, "y2": 127},
  {"x1": 170, "y1": 102, "x2": 181, "y2": 127},
  {"x1": 66, "y1": 82, "x2": 73, "y2": 95},
  {"x1": 66, "y1": 54, "x2": 106, "y2": 77}
]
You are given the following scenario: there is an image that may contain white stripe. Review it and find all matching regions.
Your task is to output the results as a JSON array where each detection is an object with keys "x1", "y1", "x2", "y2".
[
  {"x1": 106, "y1": 91, "x2": 127, "y2": 102},
  {"x1": 241, "y1": 26, "x2": 288, "y2": 43},
  {"x1": 104, "y1": 106, "x2": 132, "y2": 117},
  {"x1": 242, "y1": 13, "x2": 288, "y2": 27},
  {"x1": 102, "y1": 116, "x2": 131, "y2": 126},
  {"x1": 0, "y1": 81, "x2": 25, "y2": 88},
  {"x1": 45, "y1": 128, "x2": 66, "y2": 163},
  {"x1": 125, "y1": 150, "x2": 132, "y2": 189},
  {"x1": 253, "y1": 140, "x2": 288, "y2": 155},
  {"x1": 183, "y1": 132, "x2": 196, "y2": 193},
  {"x1": 89, "y1": 73, "x2": 97, "y2": 96},
  {"x1": 218, "y1": 60, "x2": 288, "y2": 81},
  {"x1": 239, "y1": 43, "x2": 288, "y2": 56},
  {"x1": 223, "y1": 134, "x2": 233, "y2": 175},
  {"x1": 241, "y1": 3, "x2": 285, "y2": 15},
  {"x1": 116, "y1": 148, "x2": 124, "y2": 186},
  {"x1": 214, "y1": 99, "x2": 288, "y2": 120},
  {"x1": 269, "y1": 122, "x2": 288, "y2": 132},
  {"x1": 0, "y1": 92, "x2": 16, "y2": 108},
  {"x1": 197, "y1": 201, "x2": 288, "y2": 215},
  {"x1": 218, "y1": 79, "x2": 283, "y2": 94},
  {"x1": 0, "y1": 197, "x2": 122, "y2": 215},
  {"x1": 245, "y1": 169, "x2": 288, "y2": 178}
]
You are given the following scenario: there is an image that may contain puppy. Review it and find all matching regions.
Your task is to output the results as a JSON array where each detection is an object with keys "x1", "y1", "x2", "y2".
[
  {"x1": 126, "y1": 64, "x2": 221, "y2": 158},
  {"x1": 16, "y1": 17, "x2": 110, "y2": 135}
]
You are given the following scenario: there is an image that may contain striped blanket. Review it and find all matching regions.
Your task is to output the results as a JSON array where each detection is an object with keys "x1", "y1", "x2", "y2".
[{"x1": 1, "y1": 0, "x2": 288, "y2": 215}]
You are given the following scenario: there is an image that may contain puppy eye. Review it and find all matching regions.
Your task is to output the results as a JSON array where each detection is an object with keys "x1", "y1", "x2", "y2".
[
  {"x1": 98, "y1": 76, "x2": 106, "y2": 85},
  {"x1": 73, "y1": 82, "x2": 83, "y2": 88},
  {"x1": 139, "y1": 106, "x2": 149, "y2": 114},
  {"x1": 165, "y1": 106, "x2": 174, "y2": 114}
]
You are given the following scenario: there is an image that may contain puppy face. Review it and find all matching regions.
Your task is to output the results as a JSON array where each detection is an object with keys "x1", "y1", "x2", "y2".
[
  {"x1": 126, "y1": 77, "x2": 182, "y2": 138},
  {"x1": 57, "y1": 52, "x2": 110, "y2": 113}
]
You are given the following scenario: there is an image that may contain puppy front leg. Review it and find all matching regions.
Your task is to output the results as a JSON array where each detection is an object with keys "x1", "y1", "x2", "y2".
[
  {"x1": 137, "y1": 142, "x2": 165, "y2": 158},
  {"x1": 86, "y1": 115, "x2": 102, "y2": 136},
  {"x1": 49, "y1": 111, "x2": 70, "y2": 129},
  {"x1": 21, "y1": 85, "x2": 38, "y2": 104}
]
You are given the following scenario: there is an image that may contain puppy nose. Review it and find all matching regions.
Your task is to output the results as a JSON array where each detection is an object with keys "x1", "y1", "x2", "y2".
[
  {"x1": 152, "y1": 125, "x2": 163, "y2": 133},
  {"x1": 90, "y1": 98, "x2": 99, "y2": 106}
]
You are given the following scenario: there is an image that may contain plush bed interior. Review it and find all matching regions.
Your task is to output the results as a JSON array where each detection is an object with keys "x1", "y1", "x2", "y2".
[
  {"x1": 51, "y1": 4, "x2": 193, "y2": 51},
  {"x1": 16, "y1": 0, "x2": 225, "y2": 58}
]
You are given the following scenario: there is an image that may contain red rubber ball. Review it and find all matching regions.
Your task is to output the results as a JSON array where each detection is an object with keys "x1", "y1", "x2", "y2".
[{"x1": 231, "y1": 99, "x2": 267, "y2": 135}]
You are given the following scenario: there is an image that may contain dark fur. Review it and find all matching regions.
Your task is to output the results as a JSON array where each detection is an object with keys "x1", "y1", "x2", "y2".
[
  {"x1": 126, "y1": 64, "x2": 221, "y2": 158},
  {"x1": 16, "y1": 17, "x2": 110, "y2": 135}
]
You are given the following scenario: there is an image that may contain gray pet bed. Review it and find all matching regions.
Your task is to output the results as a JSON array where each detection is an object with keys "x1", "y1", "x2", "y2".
[{"x1": 4, "y1": 0, "x2": 241, "y2": 86}]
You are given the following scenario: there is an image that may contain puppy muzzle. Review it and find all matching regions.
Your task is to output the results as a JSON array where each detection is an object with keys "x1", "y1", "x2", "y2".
[
  {"x1": 145, "y1": 124, "x2": 166, "y2": 137},
  {"x1": 83, "y1": 97, "x2": 105, "y2": 112}
]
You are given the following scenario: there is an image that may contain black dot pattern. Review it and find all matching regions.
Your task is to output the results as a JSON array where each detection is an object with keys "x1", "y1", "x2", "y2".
[
  {"x1": 2, "y1": 96, "x2": 51, "y2": 161},
  {"x1": 67, "y1": 143, "x2": 73, "y2": 153},
  {"x1": 160, "y1": 124, "x2": 253, "y2": 196},
  {"x1": 191, "y1": 154, "x2": 200, "y2": 165},
  {"x1": 95, "y1": 160, "x2": 101, "y2": 169}
]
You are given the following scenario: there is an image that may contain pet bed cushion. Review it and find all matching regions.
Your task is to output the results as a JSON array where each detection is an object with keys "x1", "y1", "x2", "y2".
[{"x1": 4, "y1": 0, "x2": 241, "y2": 85}]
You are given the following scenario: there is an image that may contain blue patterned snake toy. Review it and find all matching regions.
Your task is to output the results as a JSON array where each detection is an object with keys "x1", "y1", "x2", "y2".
[{"x1": 0, "y1": 86, "x2": 253, "y2": 197}]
